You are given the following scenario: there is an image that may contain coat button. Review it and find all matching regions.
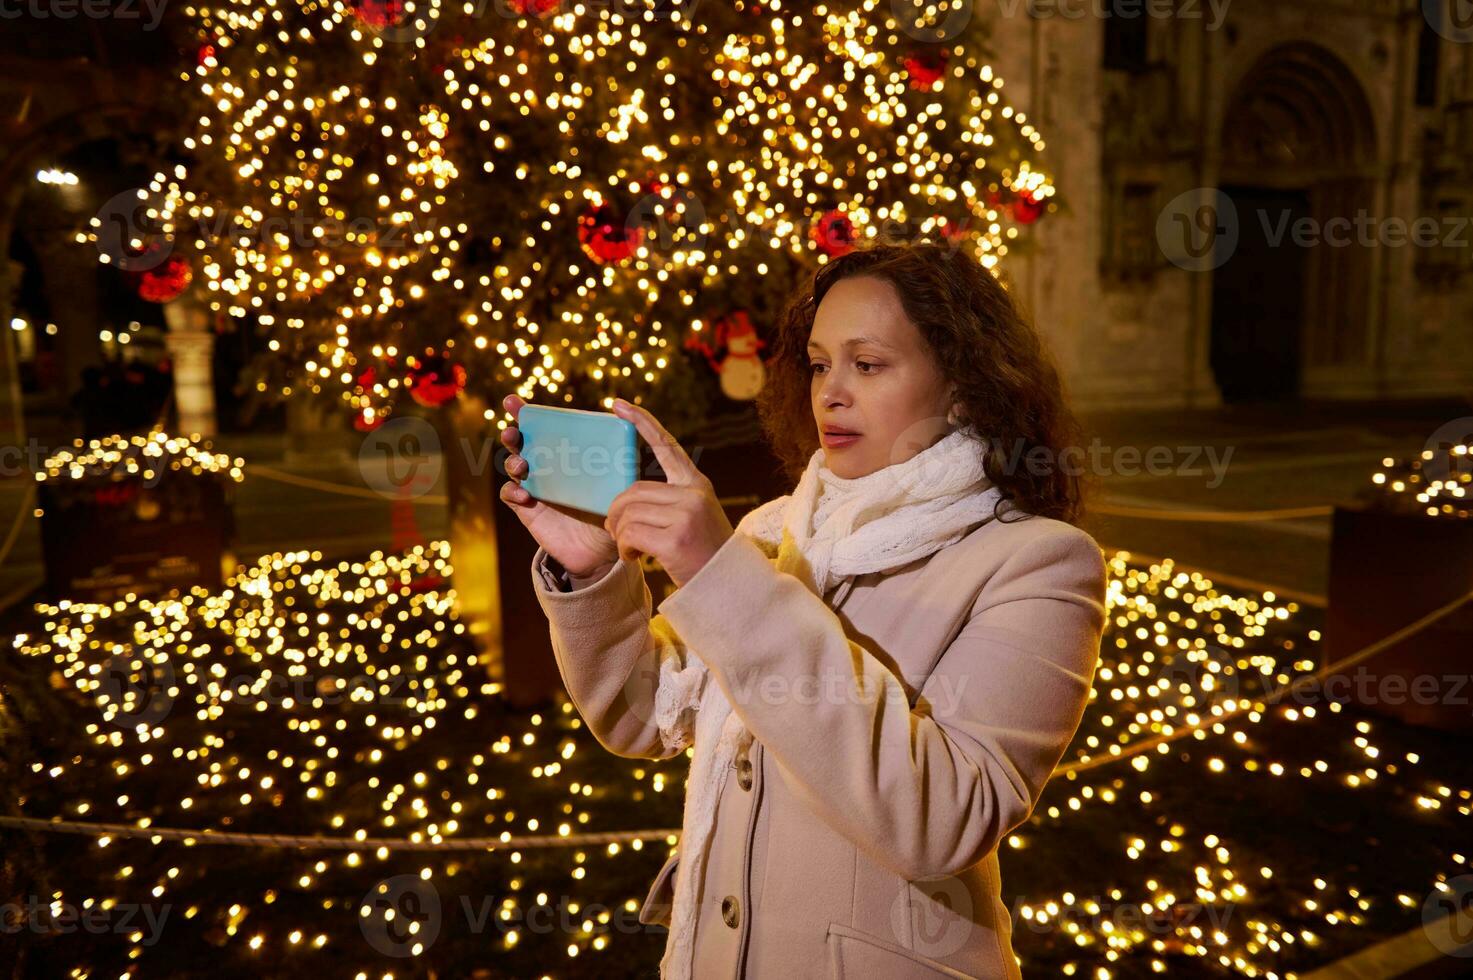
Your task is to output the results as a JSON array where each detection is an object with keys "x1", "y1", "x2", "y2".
[
  {"x1": 721, "y1": 895, "x2": 741, "y2": 929},
  {"x1": 737, "y1": 758, "x2": 753, "y2": 791}
]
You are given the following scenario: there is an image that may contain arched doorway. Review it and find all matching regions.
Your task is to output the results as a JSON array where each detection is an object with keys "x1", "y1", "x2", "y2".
[
  {"x1": 0, "y1": 104, "x2": 162, "y2": 438},
  {"x1": 1211, "y1": 43, "x2": 1378, "y2": 403}
]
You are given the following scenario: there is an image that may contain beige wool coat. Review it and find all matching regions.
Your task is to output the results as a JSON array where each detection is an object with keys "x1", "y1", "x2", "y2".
[{"x1": 531, "y1": 508, "x2": 1109, "y2": 979}]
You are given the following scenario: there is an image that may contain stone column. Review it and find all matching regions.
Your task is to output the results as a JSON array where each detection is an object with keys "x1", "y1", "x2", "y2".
[
  {"x1": 23, "y1": 230, "x2": 103, "y2": 403},
  {"x1": 0, "y1": 258, "x2": 24, "y2": 453},
  {"x1": 162, "y1": 295, "x2": 217, "y2": 437},
  {"x1": 431, "y1": 393, "x2": 510, "y2": 700}
]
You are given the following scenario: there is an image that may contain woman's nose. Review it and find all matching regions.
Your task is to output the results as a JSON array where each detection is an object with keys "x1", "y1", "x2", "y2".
[{"x1": 818, "y1": 374, "x2": 848, "y2": 407}]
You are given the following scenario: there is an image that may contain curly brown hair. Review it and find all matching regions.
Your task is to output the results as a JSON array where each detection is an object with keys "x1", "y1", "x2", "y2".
[{"x1": 755, "y1": 241, "x2": 1090, "y2": 525}]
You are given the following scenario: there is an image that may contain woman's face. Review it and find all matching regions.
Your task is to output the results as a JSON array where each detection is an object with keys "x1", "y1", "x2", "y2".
[{"x1": 807, "y1": 275, "x2": 957, "y2": 479}]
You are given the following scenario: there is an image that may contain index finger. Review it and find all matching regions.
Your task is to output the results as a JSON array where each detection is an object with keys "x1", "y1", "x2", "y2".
[{"x1": 611, "y1": 398, "x2": 699, "y2": 486}]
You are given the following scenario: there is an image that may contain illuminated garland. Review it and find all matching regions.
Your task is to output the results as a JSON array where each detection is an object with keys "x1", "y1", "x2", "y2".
[
  {"x1": 34, "y1": 431, "x2": 246, "y2": 485},
  {"x1": 1368, "y1": 441, "x2": 1471, "y2": 520},
  {"x1": 7, "y1": 546, "x2": 1469, "y2": 975}
]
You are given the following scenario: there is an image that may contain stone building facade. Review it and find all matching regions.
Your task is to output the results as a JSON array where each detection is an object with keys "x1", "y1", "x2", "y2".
[{"x1": 985, "y1": 0, "x2": 1473, "y2": 409}]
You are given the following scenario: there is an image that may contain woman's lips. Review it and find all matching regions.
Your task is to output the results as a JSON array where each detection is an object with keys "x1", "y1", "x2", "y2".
[{"x1": 821, "y1": 431, "x2": 861, "y2": 448}]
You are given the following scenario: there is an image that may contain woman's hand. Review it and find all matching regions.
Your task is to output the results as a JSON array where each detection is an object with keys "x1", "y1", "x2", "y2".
[
  {"x1": 498, "y1": 393, "x2": 620, "y2": 580},
  {"x1": 604, "y1": 398, "x2": 735, "y2": 588}
]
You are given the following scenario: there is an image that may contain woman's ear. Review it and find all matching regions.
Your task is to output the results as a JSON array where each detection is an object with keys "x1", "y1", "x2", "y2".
[{"x1": 946, "y1": 390, "x2": 965, "y2": 427}]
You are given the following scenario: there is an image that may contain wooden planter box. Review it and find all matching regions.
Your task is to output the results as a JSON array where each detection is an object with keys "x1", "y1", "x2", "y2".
[
  {"x1": 1324, "y1": 504, "x2": 1473, "y2": 734},
  {"x1": 38, "y1": 468, "x2": 238, "y2": 604}
]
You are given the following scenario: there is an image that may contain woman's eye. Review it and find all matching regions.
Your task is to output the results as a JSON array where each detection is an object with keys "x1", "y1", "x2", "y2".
[{"x1": 809, "y1": 362, "x2": 879, "y2": 375}]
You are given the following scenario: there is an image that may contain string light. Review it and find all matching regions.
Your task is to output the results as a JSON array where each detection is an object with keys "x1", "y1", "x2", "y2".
[
  {"x1": 1013, "y1": 553, "x2": 1472, "y2": 975},
  {"x1": 1368, "y1": 443, "x2": 1471, "y2": 520},
  {"x1": 34, "y1": 431, "x2": 246, "y2": 485},
  {"x1": 8, "y1": 545, "x2": 1469, "y2": 974},
  {"x1": 9, "y1": 539, "x2": 685, "y2": 972}
]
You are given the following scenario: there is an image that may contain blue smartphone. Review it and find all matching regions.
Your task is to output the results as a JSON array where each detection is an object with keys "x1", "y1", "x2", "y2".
[{"x1": 515, "y1": 404, "x2": 640, "y2": 516}]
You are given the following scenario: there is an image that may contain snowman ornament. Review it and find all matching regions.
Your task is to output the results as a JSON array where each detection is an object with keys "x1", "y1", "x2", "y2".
[{"x1": 686, "y1": 311, "x2": 768, "y2": 401}]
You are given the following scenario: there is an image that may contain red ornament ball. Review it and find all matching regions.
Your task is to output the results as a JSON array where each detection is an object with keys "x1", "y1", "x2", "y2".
[
  {"x1": 354, "y1": 410, "x2": 386, "y2": 433},
  {"x1": 354, "y1": 0, "x2": 405, "y2": 28},
  {"x1": 903, "y1": 47, "x2": 949, "y2": 88},
  {"x1": 407, "y1": 355, "x2": 467, "y2": 408},
  {"x1": 136, "y1": 254, "x2": 193, "y2": 304},
  {"x1": 1011, "y1": 192, "x2": 1046, "y2": 224},
  {"x1": 509, "y1": 0, "x2": 560, "y2": 15},
  {"x1": 936, "y1": 215, "x2": 971, "y2": 243},
  {"x1": 811, "y1": 209, "x2": 858, "y2": 258},
  {"x1": 578, "y1": 202, "x2": 643, "y2": 265}
]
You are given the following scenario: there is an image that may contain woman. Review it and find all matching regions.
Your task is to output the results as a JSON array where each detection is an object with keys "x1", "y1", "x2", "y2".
[{"x1": 498, "y1": 242, "x2": 1109, "y2": 979}]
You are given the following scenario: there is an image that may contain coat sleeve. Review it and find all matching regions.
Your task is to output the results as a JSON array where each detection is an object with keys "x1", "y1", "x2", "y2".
[
  {"x1": 655, "y1": 525, "x2": 1108, "y2": 881},
  {"x1": 529, "y1": 545, "x2": 695, "y2": 762}
]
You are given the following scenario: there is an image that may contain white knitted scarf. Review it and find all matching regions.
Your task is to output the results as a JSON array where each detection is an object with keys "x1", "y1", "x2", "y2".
[{"x1": 652, "y1": 423, "x2": 1007, "y2": 979}]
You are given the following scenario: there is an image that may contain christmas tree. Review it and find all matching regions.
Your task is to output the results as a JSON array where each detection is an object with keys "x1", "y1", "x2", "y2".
[{"x1": 78, "y1": 0, "x2": 1054, "y2": 435}]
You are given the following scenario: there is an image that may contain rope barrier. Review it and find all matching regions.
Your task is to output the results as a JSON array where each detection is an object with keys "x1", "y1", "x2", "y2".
[
  {"x1": 0, "y1": 480, "x2": 35, "y2": 570},
  {"x1": 0, "y1": 581, "x2": 37, "y2": 617},
  {"x1": 1098, "y1": 545, "x2": 1327, "y2": 608},
  {"x1": 1093, "y1": 500, "x2": 1335, "y2": 522},
  {"x1": 250, "y1": 465, "x2": 450, "y2": 506},
  {"x1": 0, "y1": 816, "x2": 676, "y2": 851},
  {"x1": 1056, "y1": 588, "x2": 1473, "y2": 775},
  {"x1": 247, "y1": 466, "x2": 1349, "y2": 525},
  {"x1": 249, "y1": 466, "x2": 761, "y2": 513}
]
